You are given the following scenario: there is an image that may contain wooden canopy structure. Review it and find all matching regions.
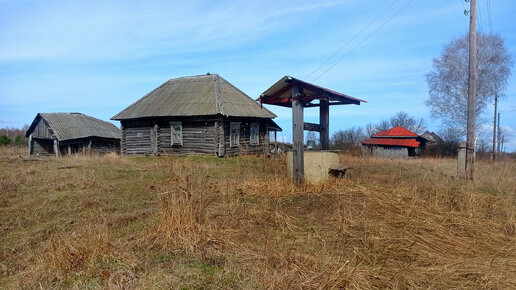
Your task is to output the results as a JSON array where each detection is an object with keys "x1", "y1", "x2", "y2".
[{"x1": 259, "y1": 76, "x2": 366, "y2": 182}]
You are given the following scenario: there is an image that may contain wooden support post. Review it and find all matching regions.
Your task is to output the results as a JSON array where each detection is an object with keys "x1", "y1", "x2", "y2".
[
  {"x1": 88, "y1": 140, "x2": 92, "y2": 154},
  {"x1": 120, "y1": 124, "x2": 125, "y2": 156},
  {"x1": 153, "y1": 123, "x2": 159, "y2": 155},
  {"x1": 67, "y1": 145, "x2": 71, "y2": 155},
  {"x1": 53, "y1": 139, "x2": 60, "y2": 157},
  {"x1": 292, "y1": 85, "x2": 304, "y2": 183},
  {"x1": 28, "y1": 134, "x2": 33, "y2": 155},
  {"x1": 265, "y1": 123, "x2": 269, "y2": 155},
  {"x1": 320, "y1": 98, "x2": 329, "y2": 150},
  {"x1": 274, "y1": 131, "x2": 277, "y2": 150}
]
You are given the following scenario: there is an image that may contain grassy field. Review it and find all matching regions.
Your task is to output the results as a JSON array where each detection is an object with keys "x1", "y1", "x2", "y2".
[{"x1": 0, "y1": 146, "x2": 515, "y2": 289}]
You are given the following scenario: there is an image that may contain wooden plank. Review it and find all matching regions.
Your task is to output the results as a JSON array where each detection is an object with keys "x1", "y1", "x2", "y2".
[
  {"x1": 304, "y1": 122, "x2": 323, "y2": 132},
  {"x1": 304, "y1": 101, "x2": 354, "y2": 108},
  {"x1": 292, "y1": 85, "x2": 304, "y2": 183},
  {"x1": 320, "y1": 98, "x2": 330, "y2": 150}
]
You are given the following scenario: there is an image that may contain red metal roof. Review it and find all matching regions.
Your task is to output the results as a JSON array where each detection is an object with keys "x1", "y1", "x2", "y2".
[
  {"x1": 373, "y1": 126, "x2": 418, "y2": 137},
  {"x1": 361, "y1": 138, "x2": 420, "y2": 148}
]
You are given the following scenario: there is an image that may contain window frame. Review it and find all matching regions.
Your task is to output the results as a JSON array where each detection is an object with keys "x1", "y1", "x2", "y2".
[
  {"x1": 170, "y1": 121, "x2": 183, "y2": 146},
  {"x1": 230, "y1": 122, "x2": 240, "y2": 148},
  {"x1": 250, "y1": 123, "x2": 259, "y2": 145}
]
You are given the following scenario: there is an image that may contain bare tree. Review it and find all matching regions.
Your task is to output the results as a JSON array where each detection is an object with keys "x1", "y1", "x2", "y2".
[
  {"x1": 375, "y1": 120, "x2": 391, "y2": 132},
  {"x1": 475, "y1": 126, "x2": 492, "y2": 154},
  {"x1": 388, "y1": 111, "x2": 425, "y2": 134},
  {"x1": 365, "y1": 112, "x2": 425, "y2": 136},
  {"x1": 426, "y1": 33, "x2": 513, "y2": 135},
  {"x1": 435, "y1": 127, "x2": 462, "y2": 157},
  {"x1": 365, "y1": 123, "x2": 377, "y2": 137},
  {"x1": 330, "y1": 127, "x2": 366, "y2": 151},
  {"x1": 498, "y1": 126, "x2": 511, "y2": 154}
]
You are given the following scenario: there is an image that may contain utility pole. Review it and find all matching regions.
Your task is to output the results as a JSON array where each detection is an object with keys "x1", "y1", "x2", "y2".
[
  {"x1": 465, "y1": 0, "x2": 477, "y2": 180},
  {"x1": 492, "y1": 94, "x2": 498, "y2": 161}
]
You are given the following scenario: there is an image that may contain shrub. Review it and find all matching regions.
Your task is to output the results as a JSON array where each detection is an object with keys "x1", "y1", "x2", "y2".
[{"x1": 0, "y1": 135, "x2": 11, "y2": 146}]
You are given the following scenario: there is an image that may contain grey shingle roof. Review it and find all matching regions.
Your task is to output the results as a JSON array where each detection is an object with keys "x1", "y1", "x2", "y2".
[
  {"x1": 26, "y1": 113, "x2": 121, "y2": 141},
  {"x1": 111, "y1": 74, "x2": 276, "y2": 120}
]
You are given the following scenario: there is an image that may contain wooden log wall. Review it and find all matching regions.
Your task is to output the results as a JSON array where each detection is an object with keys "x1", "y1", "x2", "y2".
[
  {"x1": 122, "y1": 120, "x2": 153, "y2": 155},
  {"x1": 31, "y1": 118, "x2": 53, "y2": 139},
  {"x1": 90, "y1": 138, "x2": 120, "y2": 154},
  {"x1": 158, "y1": 120, "x2": 217, "y2": 156},
  {"x1": 223, "y1": 119, "x2": 270, "y2": 156},
  {"x1": 121, "y1": 117, "x2": 272, "y2": 156},
  {"x1": 372, "y1": 146, "x2": 409, "y2": 158},
  {"x1": 31, "y1": 138, "x2": 54, "y2": 156}
]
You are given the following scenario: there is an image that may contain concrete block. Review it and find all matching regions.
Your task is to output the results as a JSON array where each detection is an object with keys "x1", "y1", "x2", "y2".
[
  {"x1": 457, "y1": 142, "x2": 466, "y2": 177},
  {"x1": 287, "y1": 151, "x2": 340, "y2": 183}
]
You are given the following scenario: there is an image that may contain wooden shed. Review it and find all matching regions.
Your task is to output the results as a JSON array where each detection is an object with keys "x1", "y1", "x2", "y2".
[
  {"x1": 25, "y1": 113, "x2": 121, "y2": 156},
  {"x1": 112, "y1": 74, "x2": 281, "y2": 156},
  {"x1": 361, "y1": 126, "x2": 427, "y2": 158}
]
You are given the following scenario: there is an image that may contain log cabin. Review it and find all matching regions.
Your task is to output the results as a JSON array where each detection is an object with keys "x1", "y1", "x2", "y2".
[
  {"x1": 112, "y1": 74, "x2": 281, "y2": 156},
  {"x1": 25, "y1": 113, "x2": 121, "y2": 156}
]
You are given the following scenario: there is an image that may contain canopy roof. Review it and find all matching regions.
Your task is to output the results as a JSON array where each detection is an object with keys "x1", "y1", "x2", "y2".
[
  {"x1": 26, "y1": 113, "x2": 121, "y2": 141},
  {"x1": 113, "y1": 74, "x2": 276, "y2": 120},
  {"x1": 258, "y1": 76, "x2": 366, "y2": 108}
]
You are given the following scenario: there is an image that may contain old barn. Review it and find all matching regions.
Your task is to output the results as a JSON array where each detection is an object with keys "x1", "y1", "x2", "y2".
[
  {"x1": 25, "y1": 113, "x2": 121, "y2": 156},
  {"x1": 361, "y1": 126, "x2": 427, "y2": 158},
  {"x1": 112, "y1": 74, "x2": 281, "y2": 156}
]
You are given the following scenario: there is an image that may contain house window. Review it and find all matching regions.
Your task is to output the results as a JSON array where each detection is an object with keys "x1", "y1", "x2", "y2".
[
  {"x1": 250, "y1": 123, "x2": 259, "y2": 145},
  {"x1": 230, "y1": 122, "x2": 240, "y2": 147},
  {"x1": 170, "y1": 121, "x2": 183, "y2": 146}
]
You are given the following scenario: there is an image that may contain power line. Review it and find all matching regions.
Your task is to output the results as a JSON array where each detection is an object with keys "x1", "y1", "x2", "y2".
[
  {"x1": 303, "y1": 0, "x2": 399, "y2": 81},
  {"x1": 477, "y1": 0, "x2": 484, "y2": 31},
  {"x1": 487, "y1": 0, "x2": 492, "y2": 32},
  {"x1": 459, "y1": 0, "x2": 467, "y2": 13},
  {"x1": 311, "y1": 0, "x2": 413, "y2": 82}
]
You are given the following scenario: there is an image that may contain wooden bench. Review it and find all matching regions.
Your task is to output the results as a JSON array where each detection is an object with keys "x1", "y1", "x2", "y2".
[{"x1": 328, "y1": 166, "x2": 352, "y2": 178}]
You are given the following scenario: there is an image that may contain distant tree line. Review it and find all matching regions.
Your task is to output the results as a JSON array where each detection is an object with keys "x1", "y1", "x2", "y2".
[{"x1": 0, "y1": 126, "x2": 29, "y2": 147}]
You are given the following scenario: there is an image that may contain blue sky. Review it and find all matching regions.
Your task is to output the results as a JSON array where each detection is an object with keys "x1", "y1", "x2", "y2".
[{"x1": 1, "y1": 0, "x2": 515, "y2": 151}]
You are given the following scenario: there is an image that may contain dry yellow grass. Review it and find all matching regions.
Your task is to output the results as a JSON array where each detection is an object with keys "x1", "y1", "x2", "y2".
[{"x1": 0, "y1": 146, "x2": 515, "y2": 288}]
